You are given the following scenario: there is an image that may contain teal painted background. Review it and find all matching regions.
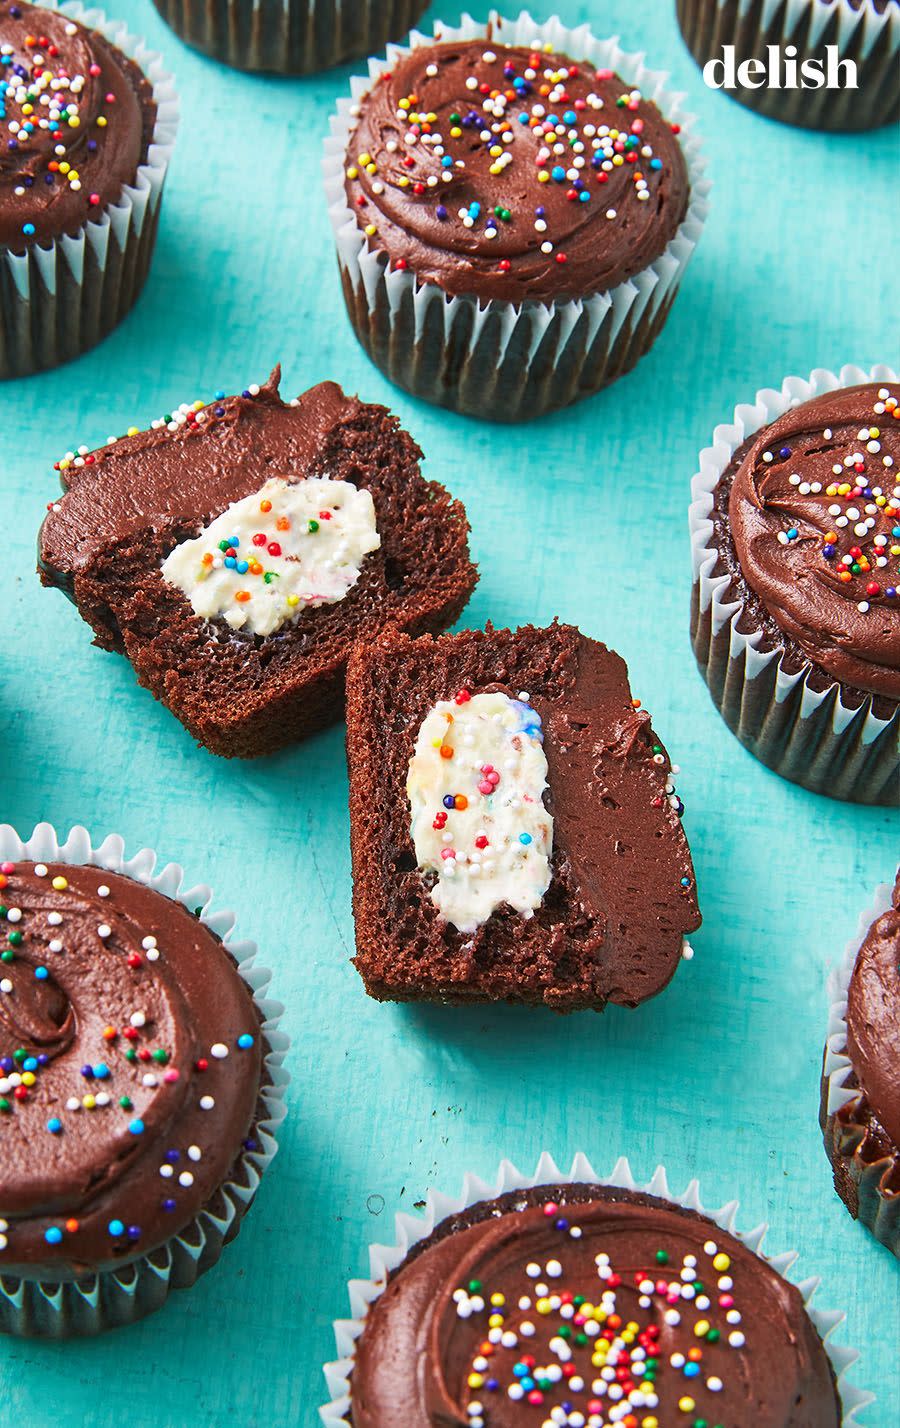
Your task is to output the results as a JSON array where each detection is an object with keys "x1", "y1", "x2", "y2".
[{"x1": 1, "y1": 0, "x2": 898, "y2": 1422}]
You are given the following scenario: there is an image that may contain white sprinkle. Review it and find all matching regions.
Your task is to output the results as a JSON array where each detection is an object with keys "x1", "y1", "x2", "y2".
[
  {"x1": 130, "y1": 1011, "x2": 146, "y2": 1029},
  {"x1": 210, "y1": 1042, "x2": 228, "y2": 1059},
  {"x1": 199, "y1": 1095, "x2": 215, "y2": 1111},
  {"x1": 97, "y1": 885, "x2": 110, "y2": 898}
]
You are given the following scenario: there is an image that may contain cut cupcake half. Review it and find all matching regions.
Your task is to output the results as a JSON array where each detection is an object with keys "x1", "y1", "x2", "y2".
[
  {"x1": 38, "y1": 369, "x2": 477, "y2": 758},
  {"x1": 345, "y1": 622, "x2": 700, "y2": 1011}
]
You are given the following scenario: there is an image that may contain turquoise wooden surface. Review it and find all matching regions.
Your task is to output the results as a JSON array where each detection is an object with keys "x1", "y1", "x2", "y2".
[{"x1": 1, "y1": 0, "x2": 898, "y2": 1422}]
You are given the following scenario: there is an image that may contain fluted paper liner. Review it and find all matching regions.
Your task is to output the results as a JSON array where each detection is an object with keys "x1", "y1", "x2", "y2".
[
  {"x1": 320, "y1": 1152, "x2": 872, "y2": 1424},
  {"x1": 676, "y1": 0, "x2": 899, "y2": 131},
  {"x1": 324, "y1": 10, "x2": 710, "y2": 422},
  {"x1": 689, "y1": 363, "x2": 900, "y2": 805},
  {"x1": 0, "y1": 1, "x2": 178, "y2": 380},
  {"x1": 822, "y1": 881, "x2": 899, "y2": 1256},
  {"x1": 151, "y1": 0, "x2": 429, "y2": 75},
  {"x1": 0, "y1": 823, "x2": 288, "y2": 1337}
]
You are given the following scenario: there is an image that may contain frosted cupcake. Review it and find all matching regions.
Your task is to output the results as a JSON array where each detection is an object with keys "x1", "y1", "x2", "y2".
[
  {"x1": 0, "y1": 1, "x2": 177, "y2": 377},
  {"x1": 0, "y1": 824, "x2": 286, "y2": 1335},
  {"x1": 325, "y1": 12, "x2": 708, "y2": 421}
]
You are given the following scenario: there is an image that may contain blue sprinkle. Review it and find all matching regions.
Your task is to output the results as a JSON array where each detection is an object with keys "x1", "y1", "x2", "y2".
[
  {"x1": 224, "y1": 556, "x2": 237, "y2": 570},
  {"x1": 129, "y1": 1119, "x2": 145, "y2": 1135},
  {"x1": 214, "y1": 390, "x2": 225, "y2": 400},
  {"x1": 47, "y1": 1117, "x2": 62, "y2": 1134},
  {"x1": 237, "y1": 1033, "x2": 254, "y2": 1050},
  {"x1": 684, "y1": 1363, "x2": 701, "y2": 1378},
  {"x1": 236, "y1": 560, "x2": 249, "y2": 575},
  {"x1": 551, "y1": 165, "x2": 566, "y2": 182},
  {"x1": 563, "y1": 109, "x2": 577, "y2": 125},
  {"x1": 44, "y1": 1227, "x2": 63, "y2": 1245},
  {"x1": 650, "y1": 157, "x2": 663, "y2": 170},
  {"x1": 23, "y1": 1056, "x2": 38, "y2": 1072},
  {"x1": 108, "y1": 1219, "x2": 125, "y2": 1237},
  {"x1": 519, "y1": 833, "x2": 533, "y2": 846},
  {"x1": 93, "y1": 1063, "x2": 110, "y2": 1080},
  {"x1": 579, "y1": 191, "x2": 590, "y2": 203},
  {"x1": 441, "y1": 155, "x2": 452, "y2": 167}
]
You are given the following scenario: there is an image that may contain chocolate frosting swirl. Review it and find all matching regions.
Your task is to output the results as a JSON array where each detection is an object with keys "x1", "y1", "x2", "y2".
[
  {"x1": 727, "y1": 382, "x2": 900, "y2": 700},
  {"x1": 350, "y1": 1184, "x2": 840, "y2": 1426},
  {"x1": 0, "y1": 861, "x2": 262, "y2": 1279},
  {"x1": 344, "y1": 41, "x2": 689, "y2": 302},
  {"x1": 0, "y1": 1, "x2": 156, "y2": 252},
  {"x1": 843, "y1": 871, "x2": 900, "y2": 1159}
]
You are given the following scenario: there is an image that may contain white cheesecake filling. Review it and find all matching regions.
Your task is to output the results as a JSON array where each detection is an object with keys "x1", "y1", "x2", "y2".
[
  {"x1": 406, "y1": 689, "x2": 553, "y2": 934},
  {"x1": 160, "y1": 476, "x2": 380, "y2": 636}
]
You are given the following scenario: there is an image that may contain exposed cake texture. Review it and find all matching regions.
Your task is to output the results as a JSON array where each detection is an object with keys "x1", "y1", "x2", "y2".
[
  {"x1": 346, "y1": 623, "x2": 700, "y2": 1011},
  {"x1": 38, "y1": 369, "x2": 477, "y2": 758},
  {"x1": 0, "y1": 860, "x2": 263, "y2": 1280},
  {"x1": 348, "y1": 1183, "x2": 841, "y2": 1426}
]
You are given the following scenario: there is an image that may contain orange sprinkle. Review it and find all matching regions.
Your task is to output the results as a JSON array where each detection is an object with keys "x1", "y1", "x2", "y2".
[
  {"x1": 102, "y1": 1026, "x2": 117, "y2": 1041},
  {"x1": 454, "y1": 794, "x2": 468, "y2": 811},
  {"x1": 65, "y1": 1219, "x2": 79, "y2": 1233},
  {"x1": 235, "y1": 590, "x2": 251, "y2": 603},
  {"x1": 440, "y1": 745, "x2": 453, "y2": 759},
  {"x1": 276, "y1": 516, "x2": 290, "y2": 531},
  {"x1": 260, "y1": 499, "x2": 272, "y2": 512}
]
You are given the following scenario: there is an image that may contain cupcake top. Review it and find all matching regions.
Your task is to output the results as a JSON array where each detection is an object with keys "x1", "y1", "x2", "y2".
[
  {"x1": 723, "y1": 381, "x2": 900, "y2": 700},
  {"x1": 344, "y1": 40, "x2": 690, "y2": 302},
  {"x1": 0, "y1": 860, "x2": 263, "y2": 1279},
  {"x1": 0, "y1": 1, "x2": 157, "y2": 252},
  {"x1": 349, "y1": 1183, "x2": 840, "y2": 1426},
  {"x1": 844, "y1": 870, "x2": 900, "y2": 1156}
]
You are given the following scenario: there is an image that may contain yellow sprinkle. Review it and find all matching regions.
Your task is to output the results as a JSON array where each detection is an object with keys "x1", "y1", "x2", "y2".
[
  {"x1": 467, "y1": 1373, "x2": 484, "y2": 1389},
  {"x1": 83, "y1": 1095, "x2": 96, "y2": 1109},
  {"x1": 712, "y1": 1253, "x2": 731, "y2": 1272},
  {"x1": 127, "y1": 426, "x2": 139, "y2": 436},
  {"x1": 364, "y1": 223, "x2": 377, "y2": 237},
  {"x1": 346, "y1": 166, "x2": 358, "y2": 179},
  {"x1": 358, "y1": 152, "x2": 371, "y2": 165},
  {"x1": 365, "y1": 163, "x2": 377, "y2": 176},
  {"x1": 490, "y1": 1293, "x2": 505, "y2": 1306},
  {"x1": 22, "y1": 1072, "x2": 35, "y2": 1087},
  {"x1": 68, "y1": 116, "x2": 79, "y2": 128},
  {"x1": 286, "y1": 595, "x2": 300, "y2": 607},
  {"x1": 489, "y1": 145, "x2": 502, "y2": 157},
  {"x1": 450, "y1": 126, "x2": 462, "y2": 138},
  {"x1": 678, "y1": 1399, "x2": 695, "y2": 1414},
  {"x1": 538, "y1": 170, "x2": 550, "y2": 183},
  {"x1": 59, "y1": 162, "x2": 70, "y2": 175},
  {"x1": 694, "y1": 1319, "x2": 710, "y2": 1337},
  {"x1": 21, "y1": 103, "x2": 32, "y2": 116},
  {"x1": 613, "y1": 154, "x2": 624, "y2": 166},
  {"x1": 398, "y1": 98, "x2": 410, "y2": 110},
  {"x1": 96, "y1": 116, "x2": 106, "y2": 127},
  {"x1": 52, "y1": 876, "x2": 68, "y2": 891},
  {"x1": 869, "y1": 427, "x2": 880, "y2": 438}
]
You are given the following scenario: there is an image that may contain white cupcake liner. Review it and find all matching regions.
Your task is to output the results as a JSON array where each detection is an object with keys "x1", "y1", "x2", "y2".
[
  {"x1": 0, "y1": 822, "x2": 288, "y2": 1337},
  {"x1": 324, "y1": 10, "x2": 711, "y2": 421},
  {"x1": 822, "y1": 880, "x2": 899, "y2": 1256},
  {"x1": 1, "y1": 1, "x2": 179, "y2": 379},
  {"x1": 151, "y1": 0, "x2": 429, "y2": 74},
  {"x1": 320, "y1": 1151, "x2": 873, "y2": 1424},
  {"x1": 676, "y1": 0, "x2": 900, "y2": 130},
  {"x1": 689, "y1": 363, "x2": 900, "y2": 805}
]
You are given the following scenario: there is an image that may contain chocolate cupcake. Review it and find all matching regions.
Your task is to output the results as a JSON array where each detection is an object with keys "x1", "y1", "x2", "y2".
[
  {"x1": 323, "y1": 1156, "x2": 871, "y2": 1424},
  {"x1": 821, "y1": 872, "x2": 900, "y2": 1258},
  {"x1": 151, "y1": 0, "x2": 429, "y2": 74},
  {"x1": 676, "y1": 0, "x2": 899, "y2": 131},
  {"x1": 0, "y1": 1, "x2": 177, "y2": 378},
  {"x1": 0, "y1": 822, "x2": 287, "y2": 1336},
  {"x1": 38, "y1": 368, "x2": 477, "y2": 758},
  {"x1": 324, "y1": 13, "x2": 709, "y2": 422},
  {"x1": 346, "y1": 623, "x2": 700, "y2": 1011},
  {"x1": 689, "y1": 367, "x2": 900, "y2": 804}
]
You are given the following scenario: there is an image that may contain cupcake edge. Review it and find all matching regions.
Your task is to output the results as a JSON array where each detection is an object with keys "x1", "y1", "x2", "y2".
[
  {"x1": 150, "y1": 0, "x2": 430, "y2": 75},
  {"x1": 322, "y1": 9, "x2": 711, "y2": 423},
  {"x1": 1, "y1": 0, "x2": 179, "y2": 380},
  {"x1": 821, "y1": 879, "x2": 900, "y2": 1257},
  {"x1": 0, "y1": 821, "x2": 288, "y2": 1337},
  {"x1": 676, "y1": 0, "x2": 900, "y2": 132},
  {"x1": 319, "y1": 1151, "x2": 873, "y2": 1424},
  {"x1": 688, "y1": 363, "x2": 900, "y2": 805}
]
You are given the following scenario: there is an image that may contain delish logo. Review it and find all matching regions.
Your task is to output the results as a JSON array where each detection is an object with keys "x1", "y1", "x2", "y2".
[{"x1": 703, "y1": 44, "x2": 859, "y2": 91}]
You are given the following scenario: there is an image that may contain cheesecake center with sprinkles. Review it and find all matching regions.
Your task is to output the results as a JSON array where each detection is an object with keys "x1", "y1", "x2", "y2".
[
  {"x1": 0, "y1": 0, "x2": 155, "y2": 250},
  {"x1": 344, "y1": 40, "x2": 690, "y2": 302},
  {"x1": 407, "y1": 689, "x2": 553, "y2": 933},
  {"x1": 0, "y1": 861, "x2": 262, "y2": 1278},
  {"x1": 728, "y1": 382, "x2": 900, "y2": 700},
  {"x1": 160, "y1": 475, "x2": 381, "y2": 637}
]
